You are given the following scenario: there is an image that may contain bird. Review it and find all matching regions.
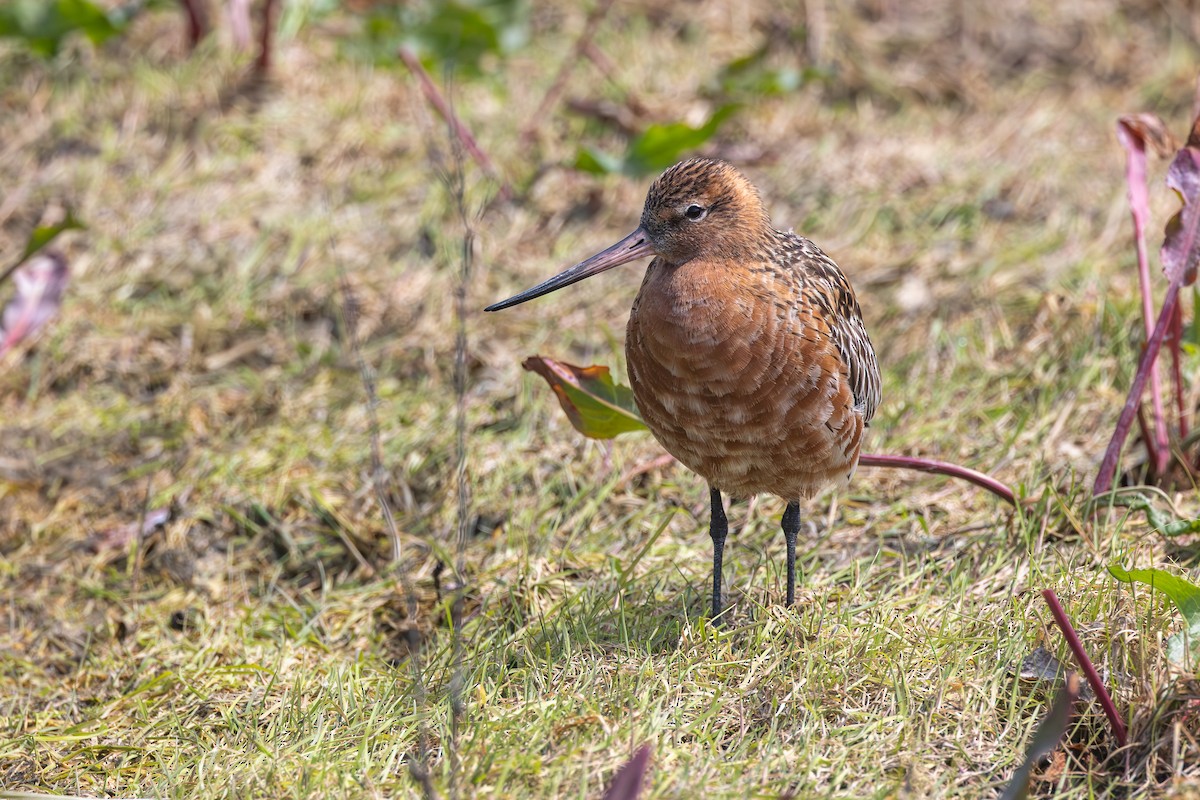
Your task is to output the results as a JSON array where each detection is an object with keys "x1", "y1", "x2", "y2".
[{"x1": 485, "y1": 158, "x2": 881, "y2": 619}]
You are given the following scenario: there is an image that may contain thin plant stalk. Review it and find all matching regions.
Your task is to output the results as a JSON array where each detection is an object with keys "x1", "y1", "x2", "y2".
[
  {"x1": 1169, "y1": 300, "x2": 1189, "y2": 441},
  {"x1": 1094, "y1": 277, "x2": 1184, "y2": 495},
  {"x1": 399, "y1": 47, "x2": 512, "y2": 201},
  {"x1": 423, "y1": 76, "x2": 489, "y2": 799},
  {"x1": 1041, "y1": 589, "x2": 1129, "y2": 747},
  {"x1": 337, "y1": 267, "x2": 439, "y2": 799},
  {"x1": 178, "y1": 0, "x2": 206, "y2": 49},
  {"x1": 444, "y1": 109, "x2": 475, "y2": 800},
  {"x1": 1119, "y1": 121, "x2": 1171, "y2": 474},
  {"x1": 256, "y1": 0, "x2": 277, "y2": 75}
]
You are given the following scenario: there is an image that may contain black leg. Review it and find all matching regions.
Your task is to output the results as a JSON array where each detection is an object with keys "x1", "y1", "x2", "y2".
[
  {"x1": 781, "y1": 501, "x2": 801, "y2": 605},
  {"x1": 709, "y1": 487, "x2": 728, "y2": 620}
]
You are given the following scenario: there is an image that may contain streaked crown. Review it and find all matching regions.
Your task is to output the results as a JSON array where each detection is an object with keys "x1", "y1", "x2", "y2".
[{"x1": 639, "y1": 158, "x2": 772, "y2": 264}]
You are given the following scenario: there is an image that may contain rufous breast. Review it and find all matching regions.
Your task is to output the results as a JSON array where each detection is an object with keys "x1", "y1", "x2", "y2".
[{"x1": 626, "y1": 248, "x2": 868, "y2": 501}]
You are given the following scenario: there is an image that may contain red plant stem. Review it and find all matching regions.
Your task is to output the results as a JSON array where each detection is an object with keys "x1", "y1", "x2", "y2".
[
  {"x1": 1120, "y1": 124, "x2": 1171, "y2": 475},
  {"x1": 178, "y1": 0, "x2": 206, "y2": 49},
  {"x1": 1135, "y1": 402, "x2": 1153, "y2": 473},
  {"x1": 521, "y1": 0, "x2": 616, "y2": 146},
  {"x1": 1040, "y1": 590, "x2": 1128, "y2": 747},
  {"x1": 1169, "y1": 299, "x2": 1189, "y2": 440},
  {"x1": 607, "y1": 450, "x2": 1014, "y2": 504},
  {"x1": 1094, "y1": 277, "x2": 1184, "y2": 495},
  {"x1": 858, "y1": 453, "x2": 1016, "y2": 506},
  {"x1": 398, "y1": 47, "x2": 513, "y2": 201},
  {"x1": 602, "y1": 743, "x2": 653, "y2": 800},
  {"x1": 256, "y1": 0, "x2": 277, "y2": 75}
]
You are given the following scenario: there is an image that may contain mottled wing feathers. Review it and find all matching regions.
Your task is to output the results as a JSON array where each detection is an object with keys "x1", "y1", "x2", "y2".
[
  {"x1": 768, "y1": 230, "x2": 881, "y2": 424},
  {"x1": 839, "y1": 312, "x2": 881, "y2": 423}
]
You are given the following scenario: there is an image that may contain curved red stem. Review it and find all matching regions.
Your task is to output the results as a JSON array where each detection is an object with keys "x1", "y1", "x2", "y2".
[{"x1": 859, "y1": 452, "x2": 1016, "y2": 506}]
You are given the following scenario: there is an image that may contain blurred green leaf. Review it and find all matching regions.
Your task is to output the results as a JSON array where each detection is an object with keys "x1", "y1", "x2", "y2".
[
  {"x1": 1109, "y1": 564, "x2": 1200, "y2": 667},
  {"x1": 0, "y1": 210, "x2": 84, "y2": 293},
  {"x1": 278, "y1": 0, "x2": 339, "y2": 41},
  {"x1": 347, "y1": 0, "x2": 528, "y2": 76},
  {"x1": 0, "y1": 0, "x2": 131, "y2": 57},
  {"x1": 574, "y1": 147, "x2": 622, "y2": 176},
  {"x1": 21, "y1": 210, "x2": 86, "y2": 263},
  {"x1": 626, "y1": 105, "x2": 738, "y2": 174},
  {"x1": 575, "y1": 105, "x2": 739, "y2": 177},
  {"x1": 522, "y1": 356, "x2": 648, "y2": 440},
  {"x1": 714, "y1": 47, "x2": 821, "y2": 98},
  {"x1": 1190, "y1": 286, "x2": 1200, "y2": 348},
  {"x1": 998, "y1": 674, "x2": 1080, "y2": 800}
]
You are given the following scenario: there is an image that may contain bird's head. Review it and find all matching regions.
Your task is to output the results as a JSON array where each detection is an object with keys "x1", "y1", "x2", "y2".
[
  {"x1": 485, "y1": 158, "x2": 770, "y2": 312},
  {"x1": 638, "y1": 157, "x2": 770, "y2": 264}
]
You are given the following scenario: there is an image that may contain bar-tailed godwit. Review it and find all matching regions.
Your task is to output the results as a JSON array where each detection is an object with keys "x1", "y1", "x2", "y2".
[{"x1": 487, "y1": 158, "x2": 881, "y2": 618}]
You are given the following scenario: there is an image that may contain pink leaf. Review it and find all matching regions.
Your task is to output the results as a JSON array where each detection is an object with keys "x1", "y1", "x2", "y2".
[
  {"x1": 0, "y1": 251, "x2": 68, "y2": 359},
  {"x1": 1097, "y1": 110, "x2": 1200, "y2": 494},
  {"x1": 1117, "y1": 114, "x2": 1171, "y2": 473}
]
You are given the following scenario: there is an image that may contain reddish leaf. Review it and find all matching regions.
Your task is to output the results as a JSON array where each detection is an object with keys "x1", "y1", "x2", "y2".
[
  {"x1": 0, "y1": 251, "x2": 68, "y2": 358},
  {"x1": 1117, "y1": 113, "x2": 1176, "y2": 159},
  {"x1": 257, "y1": 0, "x2": 277, "y2": 75},
  {"x1": 1162, "y1": 145, "x2": 1200, "y2": 286},
  {"x1": 177, "y1": 0, "x2": 207, "y2": 48},
  {"x1": 602, "y1": 743, "x2": 652, "y2": 800},
  {"x1": 522, "y1": 356, "x2": 648, "y2": 439},
  {"x1": 1169, "y1": 299, "x2": 1188, "y2": 440}
]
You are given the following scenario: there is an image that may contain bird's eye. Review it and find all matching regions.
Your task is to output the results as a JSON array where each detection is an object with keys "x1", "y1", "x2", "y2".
[{"x1": 684, "y1": 204, "x2": 707, "y2": 221}]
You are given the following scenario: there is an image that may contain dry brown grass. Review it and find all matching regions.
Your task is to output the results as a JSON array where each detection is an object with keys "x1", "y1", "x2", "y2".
[{"x1": 1, "y1": 0, "x2": 1199, "y2": 797}]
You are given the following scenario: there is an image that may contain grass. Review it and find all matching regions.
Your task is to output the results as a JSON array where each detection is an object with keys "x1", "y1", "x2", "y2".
[{"x1": 2, "y1": 0, "x2": 1200, "y2": 797}]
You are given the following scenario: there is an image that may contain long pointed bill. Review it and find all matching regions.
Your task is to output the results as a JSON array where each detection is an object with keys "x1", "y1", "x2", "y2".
[{"x1": 485, "y1": 228, "x2": 655, "y2": 312}]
